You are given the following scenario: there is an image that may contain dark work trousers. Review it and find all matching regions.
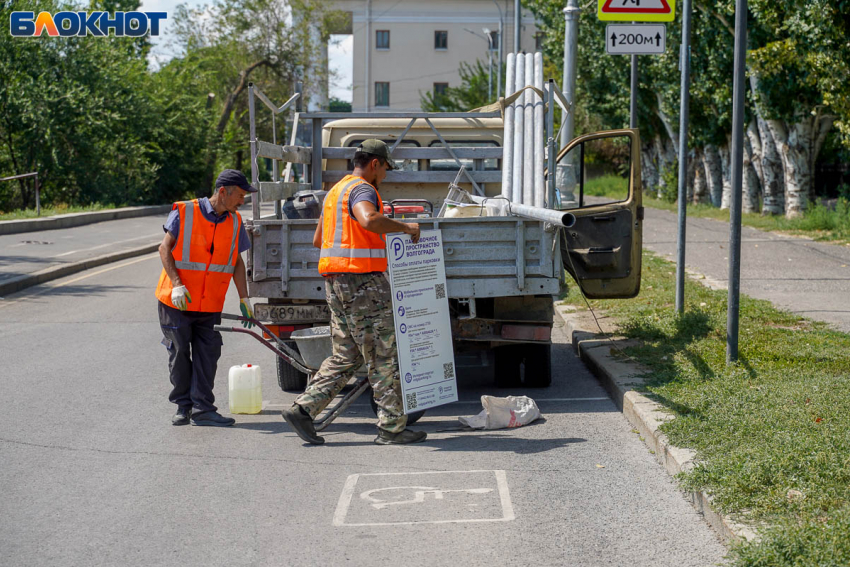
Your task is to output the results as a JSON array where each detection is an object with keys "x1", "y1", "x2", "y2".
[{"x1": 158, "y1": 301, "x2": 223, "y2": 414}]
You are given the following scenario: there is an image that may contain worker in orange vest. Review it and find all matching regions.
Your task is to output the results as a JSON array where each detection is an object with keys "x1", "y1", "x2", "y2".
[
  {"x1": 156, "y1": 169, "x2": 255, "y2": 427},
  {"x1": 282, "y1": 140, "x2": 426, "y2": 445}
]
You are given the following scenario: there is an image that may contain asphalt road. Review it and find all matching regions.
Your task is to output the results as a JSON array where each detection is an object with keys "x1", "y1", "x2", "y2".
[
  {"x1": 643, "y1": 208, "x2": 850, "y2": 332},
  {"x1": 0, "y1": 252, "x2": 727, "y2": 566}
]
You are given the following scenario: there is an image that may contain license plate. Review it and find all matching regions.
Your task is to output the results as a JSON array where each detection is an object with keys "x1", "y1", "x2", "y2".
[{"x1": 254, "y1": 303, "x2": 330, "y2": 323}]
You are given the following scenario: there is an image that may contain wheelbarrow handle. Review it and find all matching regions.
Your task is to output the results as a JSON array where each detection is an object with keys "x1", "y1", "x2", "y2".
[{"x1": 214, "y1": 324, "x2": 313, "y2": 375}]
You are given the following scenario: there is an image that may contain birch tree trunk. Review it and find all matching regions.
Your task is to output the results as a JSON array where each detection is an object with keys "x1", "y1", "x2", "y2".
[
  {"x1": 756, "y1": 115, "x2": 785, "y2": 215},
  {"x1": 686, "y1": 149, "x2": 697, "y2": 202},
  {"x1": 743, "y1": 131, "x2": 761, "y2": 213},
  {"x1": 692, "y1": 149, "x2": 709, "y2": 204},
  {"x1": 767, "y1": 118, "x2": 811, "y2": 219},
  {"x1": 641, "y1": 142, "x2": 659, "y2": 195},
  {"x1": 719, "y1": 141, "x2": 732, "y2": 210},
  {"x1": 746, "y1": 119, "x2": 764, "y2": 193},
  {"x1": 704, "y1": 144, "x2": 723, "y2": 207}
]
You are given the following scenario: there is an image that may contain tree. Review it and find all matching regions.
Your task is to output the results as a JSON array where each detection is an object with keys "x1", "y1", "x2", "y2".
[{"x1": 420, "y1": 61, "x2": 498, "y2": 112}]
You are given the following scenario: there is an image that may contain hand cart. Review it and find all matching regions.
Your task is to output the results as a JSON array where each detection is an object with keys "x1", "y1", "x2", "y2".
[{"x1": 215, "y1": 313, "x2": 424, "y2": 430}]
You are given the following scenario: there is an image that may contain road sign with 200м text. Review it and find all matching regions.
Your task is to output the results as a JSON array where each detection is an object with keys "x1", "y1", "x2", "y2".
[
  {"x1": 606, "y1": 24, "x2": 666, "y2": 55},
  {"x1": 598, "y1": 0, "x2": 676, "y2": 22}
]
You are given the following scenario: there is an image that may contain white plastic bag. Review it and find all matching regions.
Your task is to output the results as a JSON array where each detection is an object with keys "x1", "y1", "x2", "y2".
[{"x1": 458, "y1": 395, "x2": 542, "y2": 430}]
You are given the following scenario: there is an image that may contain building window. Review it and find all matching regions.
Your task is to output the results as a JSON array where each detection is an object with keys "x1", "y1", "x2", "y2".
[
  {"x1": 434, "y1": 83, "x2": 449, "y2": 97},
  {"x1": 376, "y1": 30, "x2": 389, "y2": 50},
  {"x1": 434, "y1": 30, "x2": 448, "y2": 50},
  {"x1": 535, "y1": 32, "x2": 545, "y2": 51},
  {"x1": 375, "y1": 82, "x2": 390, "y2": 107},
  {"x1": 489, "y1": 30, "x2": 499, "y2": 51}
]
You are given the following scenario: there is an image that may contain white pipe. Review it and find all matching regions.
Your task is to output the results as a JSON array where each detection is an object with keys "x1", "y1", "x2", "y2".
[
  {"x1": 522, "y1": 52, "x2": 534, "y2": 205},
  {"x1": 533, "y1": 52, "x2": 545, "y2": 208},
  {"x1": 501, "y1": 53, "x2": 516, "y2": 200},
  {"x1": 511, "y1": 53, "x2": 525, "y2": 203},
  {"x1": 364, "y1": 0, "x2": 371, "y2": 111}
]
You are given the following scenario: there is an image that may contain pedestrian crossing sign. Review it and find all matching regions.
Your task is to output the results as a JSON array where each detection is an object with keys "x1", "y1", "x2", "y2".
[{"x1": 598, "y1": 0, "x2": 676, "y2": 22}]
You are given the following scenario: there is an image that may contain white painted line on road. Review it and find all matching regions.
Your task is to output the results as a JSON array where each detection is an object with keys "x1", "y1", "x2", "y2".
[
  {"x1": 54, "y1": 233, "x2": 161, "y2": 257},
  {"x1": 0, "y1": 253, "x2": 159, "y2": 309},
  {"x1": 333, "y1": 470, "x2": 514, "y2": 527}
]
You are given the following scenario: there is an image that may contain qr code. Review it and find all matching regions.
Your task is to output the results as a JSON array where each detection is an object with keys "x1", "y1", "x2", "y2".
[
  {"x1": 406, "y1": 392, "x2": 418, "y2": 410},
  {"x1": 443, "y1": 362, "x2": 455, "y2": 379},
  {"x1": 435, "y1": 283, "x2": 446, "y2": 300}
]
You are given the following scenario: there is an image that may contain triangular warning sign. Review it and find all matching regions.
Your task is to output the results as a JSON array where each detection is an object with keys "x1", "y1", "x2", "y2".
[{"x1": 601, "y1": 0, "x2": 671, "y2": 14}]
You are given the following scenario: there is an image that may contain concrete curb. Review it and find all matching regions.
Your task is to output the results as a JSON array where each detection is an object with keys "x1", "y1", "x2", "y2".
[
  {"x1": 554, "y1": 303, "x2": 759, "y2": 545},
  {"x1": 0, "y1": 204, "x2": 172, "y2": 236},
  {"x1": 0, "y1": 243, "x2": 160, "y2": 297}
]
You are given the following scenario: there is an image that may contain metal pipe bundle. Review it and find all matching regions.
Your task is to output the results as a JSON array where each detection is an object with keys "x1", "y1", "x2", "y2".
[
  {"x1": 501, "y1": 53, "x2": 516, "y2": 201},
  {"x1": 501, "y1": 52, "x2": 549, "y2": 208}
]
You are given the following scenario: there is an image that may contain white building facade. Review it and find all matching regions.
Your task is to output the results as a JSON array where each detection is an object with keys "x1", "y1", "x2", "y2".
[{"x1": 330, "y1": 0, "x2": 541, "y2": 111}]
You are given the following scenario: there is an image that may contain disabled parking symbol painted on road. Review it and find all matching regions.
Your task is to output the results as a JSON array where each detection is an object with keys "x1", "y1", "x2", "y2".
[{"x1": 333, "y1": 470, "x2": 514, "y2": 526}]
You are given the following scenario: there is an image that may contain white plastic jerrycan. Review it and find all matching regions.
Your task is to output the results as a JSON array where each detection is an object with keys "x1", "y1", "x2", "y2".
[{"x1": 228, "y1": 364, "x2": 262, "y2": 414}]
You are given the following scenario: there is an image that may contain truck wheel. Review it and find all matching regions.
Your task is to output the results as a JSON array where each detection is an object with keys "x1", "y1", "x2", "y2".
[
  {"x1": 494, "y1": 345, "x2": 523, "y2": 388},
  {"x1": 276, "y1": 343, "x2": 308, "y2": 392},
  {"x1": 368, "y1": 392, "x2": 425, "y2": 425},
  {"x1": 522, "y1": 344, "x2": 552, "y2": 388}
]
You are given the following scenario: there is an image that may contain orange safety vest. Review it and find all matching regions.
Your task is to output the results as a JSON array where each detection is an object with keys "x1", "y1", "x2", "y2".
[
  {"x1": 155, "y1": 199, "x2": 242, "y2": 312},
  {"x1": 318, "y1": 175, "x2": 388, "y2": 275}
]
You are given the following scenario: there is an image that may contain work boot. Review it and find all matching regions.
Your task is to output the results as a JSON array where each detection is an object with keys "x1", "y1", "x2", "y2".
[
  {"x1": 190, "y1": 410, "x2": 236, "y2": 427},
  {"x1": 282, "y1": 404, "x2": 325, "y2": 445},
  {"x1": 172, "y1": 407, "x2": 191, "y2": 426},
  {"x1": 374, "y1": 429, "x2": 427, "y2": 445}
]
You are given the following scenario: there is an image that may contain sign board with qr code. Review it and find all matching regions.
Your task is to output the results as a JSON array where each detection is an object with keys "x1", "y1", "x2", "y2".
[{"x1": 387, "y1": 229, "x2": 458, "y2": 414}]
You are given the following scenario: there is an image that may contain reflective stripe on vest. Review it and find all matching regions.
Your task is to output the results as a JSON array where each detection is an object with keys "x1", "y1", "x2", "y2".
[
  {"x1": 173, "y1": 201, "x2": 238, "y2": 275},
  {"x1": 319, "y1": 177, "x2": 387, "y2": 260}
]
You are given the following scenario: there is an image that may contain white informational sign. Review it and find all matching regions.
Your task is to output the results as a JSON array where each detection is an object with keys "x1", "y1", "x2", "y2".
[
  {"x1": 387, "y1": 229, "x2": 458, "y2": 414},
  {"x1": 606, "y1": 24, "x2": 666, "y2": 55}
]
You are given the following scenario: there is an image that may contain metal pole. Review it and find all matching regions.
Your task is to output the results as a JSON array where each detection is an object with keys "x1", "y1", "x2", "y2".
[
  {"x1": 675, "y1": 0, "x2": 693, "y2": 315},
  {"x1": 514, "y1": 0, "x2": 521, "y2": 53},
  {"x1": 364, "y1": 0, "x2": 371, "y2": 111},
  {"x1": 561, "y1": 0, "x2": 580, "y2": 148},
  {"x1": 34, "y1": 172, "x2": 40, "y2": 217},
  {"x1": 488, "y1": 37, "x2": 493, "y2": 100},
  {"x1": 496, "y1": 8, "x2": 503, "y2": 99},
  {"x1": 630, "y1": 54, "x2": 638, "y2": 129},
  {"x1": 727, "y1": 0, "x2": 747, "y2": 364},
  {"x1": 248, "y1": 84, "x2": 260, "y2": 221},
  {"x1": 547, "y1": 79, "x2": 556, "y2": 208},
  {"x1": 272, "y1": 113, "x2": 282, "y2": 219}
]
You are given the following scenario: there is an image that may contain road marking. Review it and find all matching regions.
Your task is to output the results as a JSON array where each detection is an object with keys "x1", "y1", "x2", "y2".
[
  {"x1": 333, "y1": 470, "x2": 514, "y2": 526},
  {"x1": 0, "y1": 253, "x2": 158, "y2": 309},
  {"x1": 54, "y1": 233, "x2": 161, "y2": 257}
]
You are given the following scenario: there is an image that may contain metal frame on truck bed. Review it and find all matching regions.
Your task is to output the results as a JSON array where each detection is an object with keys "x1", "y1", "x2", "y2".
[{"x1": 243, "y1": 83, "x2": 642, "y2": 393}]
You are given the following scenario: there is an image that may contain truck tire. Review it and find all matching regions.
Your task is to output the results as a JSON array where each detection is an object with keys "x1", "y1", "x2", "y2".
[
  {"x1": 368, "y1": 392, "x2": 425, "y2": 425},
  {"x1": 522, "y1": 344, "x2": 552, "y2": 388},
  {"x1": 276, "y1": 343, "x2": 308, "y2": 392},
  {"x1": 494, "y1": 345, "x2": 523, "y2": 388}
]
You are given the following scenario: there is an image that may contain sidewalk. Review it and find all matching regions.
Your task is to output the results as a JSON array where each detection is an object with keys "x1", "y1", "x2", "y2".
[{"x1": 643, "y1": 207, "x2": 850, "y2": 332}]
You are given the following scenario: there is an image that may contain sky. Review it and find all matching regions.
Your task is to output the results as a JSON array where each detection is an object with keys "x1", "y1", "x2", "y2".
[{"x1": 140, "y1": 0, "x2": 354, "y2": 102}]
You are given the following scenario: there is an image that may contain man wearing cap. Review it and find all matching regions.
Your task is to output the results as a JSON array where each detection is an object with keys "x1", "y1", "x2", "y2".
[
  {"x1": 156, "y1": 169, "x2": 256, "y2": 427},
  {"x1": 282, "y1": 139, "x2": 427, "y2": 445}
]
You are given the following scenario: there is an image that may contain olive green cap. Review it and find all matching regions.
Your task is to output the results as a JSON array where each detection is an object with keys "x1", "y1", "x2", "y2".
[{"x1": 357, "y1": 139, "x2": 397, "y2": 170}]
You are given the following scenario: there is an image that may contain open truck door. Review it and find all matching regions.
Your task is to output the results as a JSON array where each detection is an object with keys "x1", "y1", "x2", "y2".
[{"x1": 553, "y1": 129, "x2": 642, "y2": 299}]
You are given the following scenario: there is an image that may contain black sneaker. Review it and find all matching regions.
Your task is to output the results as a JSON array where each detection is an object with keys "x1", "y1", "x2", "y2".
[
  {"x1": 374, "y1": 429, "x2": 427, "y2": 445},
  {"x1": 172, "y1": 407, "x2": 191, "y2": 426},
  {"x1": 190, "y1": 411, "x2": 236, "y2": 427},
  {"x1": 282, "y1": 405, "x2": 325, "y2": 445}
]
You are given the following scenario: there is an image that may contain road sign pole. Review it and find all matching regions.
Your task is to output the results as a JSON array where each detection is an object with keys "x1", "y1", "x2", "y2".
[
  {"x1": 562, "y1": 0, "x2": 580, "y2": 148},
  {"x1": 630, "y1": 53, "x2": 638, "y2": 129},
  {"x1": 726, "y1": 0, "x2": 747, "y2": 364},
  {"x1": 675, "y1": 0, "x2": 693, "y2": 315}
]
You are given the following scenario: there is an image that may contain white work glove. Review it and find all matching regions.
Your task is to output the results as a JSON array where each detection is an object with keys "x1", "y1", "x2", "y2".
[
  {"x1": 171, "y1": 285, "x2": 192, "y2": 311},
  {"x1": 239, "y1": 297, "x2": 255, "y2": 328}
]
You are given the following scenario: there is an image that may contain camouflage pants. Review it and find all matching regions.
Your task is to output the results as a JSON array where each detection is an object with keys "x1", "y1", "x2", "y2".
[{"x1": 294, "y1": 272, "x2": 407, "y2": 433}]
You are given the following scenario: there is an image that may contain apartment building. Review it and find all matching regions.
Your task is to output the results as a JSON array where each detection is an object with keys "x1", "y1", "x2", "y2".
[{"x1": 330, "y1": 0, "x2": 541, "y2": 111}]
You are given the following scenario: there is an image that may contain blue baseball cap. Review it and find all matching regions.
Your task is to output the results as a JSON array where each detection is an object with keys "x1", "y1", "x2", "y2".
[{"x1": 215, "y1": 169, "x2": 258, "y2": 193}]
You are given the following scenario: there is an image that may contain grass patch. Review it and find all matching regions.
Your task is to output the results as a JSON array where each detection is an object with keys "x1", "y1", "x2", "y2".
[
  {"x1": 582, "y1": 175, "x2": 850, "y2": 245},
  {"x1": 0, "y1": 203, "x2": 112, "y2": 221},
  {"x1": 563, "y1": 251, "x2": 850, "y2": 566}
]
